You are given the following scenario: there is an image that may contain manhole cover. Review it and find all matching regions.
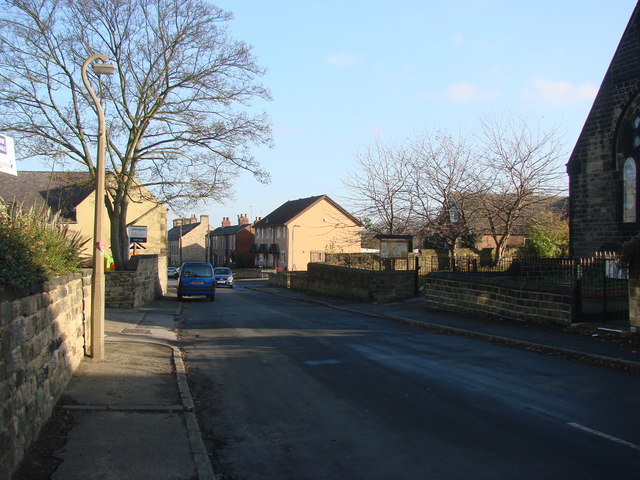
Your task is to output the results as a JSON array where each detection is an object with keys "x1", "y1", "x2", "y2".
[{"x1": 121, "y1": 328, "x2": 152, "y2": 334}]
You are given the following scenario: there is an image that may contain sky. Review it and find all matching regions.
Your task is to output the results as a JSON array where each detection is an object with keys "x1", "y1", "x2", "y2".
[{"x1": 19, "y1": 0, "x2": 640, "y2": 227}]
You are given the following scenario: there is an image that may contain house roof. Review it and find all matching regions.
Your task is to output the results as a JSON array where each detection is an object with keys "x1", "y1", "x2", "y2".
[
  {"x1": 167, "y1": 222, "x2": 202, "y2": 241},
  {"x1": 0, "y1": 171, "x2": 94, "y2": 222},
  {"x1": 210, "y1": 224, "x2": 252, "y2": 236},
  {"x1": 254, "y1": 195, "x2": 362, "y2": 228}
]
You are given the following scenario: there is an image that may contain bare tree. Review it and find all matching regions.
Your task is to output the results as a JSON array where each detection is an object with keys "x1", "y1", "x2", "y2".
[
  {"x1": 343, "y1": 137, "x2": 414, "y2": 236},
  {"x1": 478, "y1": 115, "x2": 566, "y2": 264},
  {"x1": 0, "y1": 0, "x2": 272, "y2": 268},
  {"x1": 410, "y1": 130, "x2": 484, "y2": 267}
]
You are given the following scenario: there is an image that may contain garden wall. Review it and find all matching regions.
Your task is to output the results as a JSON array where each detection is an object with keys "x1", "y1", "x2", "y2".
[
  {"x1": 106, "y1": 254, "x2": 164, "y2": 309},
  {"x1": 269, "y1": 263, "x2": 417, "y2": 302},
  {"x1": 0, "y1": 271, "x2": 91, "y2": 480},
  {"x1": 424, "y1": 272, "x2": 573, "y2": 326}
]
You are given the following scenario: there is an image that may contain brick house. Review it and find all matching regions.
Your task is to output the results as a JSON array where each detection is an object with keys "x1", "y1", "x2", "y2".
[
  {"x1": 168, "y1": 214, "x2": 210, "y2": 266},
  {"x1": 567, "y1": 4, "x2": 640, "y2": 256},
  {"x1": 0, "y1": 170, "x2": 167, "y2": 261},
  {"x1": 208, "y1": 214, "x2": 256, "y2": 267},
  {"x1": 253, "y1": 195, "x2": 362, "y2": 271}
]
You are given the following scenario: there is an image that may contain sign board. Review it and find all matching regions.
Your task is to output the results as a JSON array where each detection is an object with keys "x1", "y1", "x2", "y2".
[
  {"x1": 127, "y1": 225, "x2": 147, "y2": 243},
  {"x1": 0, "y1": 134, "x2": 17, "y2": 176},
  {"x1": 379, "y1": 237, "x2": 410, "y2": 259}
]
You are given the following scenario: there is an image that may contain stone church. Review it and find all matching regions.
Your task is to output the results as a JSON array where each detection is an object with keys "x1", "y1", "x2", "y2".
[{"x1": 568, "y1": 3, "x2": 640, "y2": 257}]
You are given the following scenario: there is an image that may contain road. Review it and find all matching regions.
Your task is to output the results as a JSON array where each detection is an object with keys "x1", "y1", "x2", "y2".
[{"x1": 178, "y1": 280, "x2": 640, "y2": 480}]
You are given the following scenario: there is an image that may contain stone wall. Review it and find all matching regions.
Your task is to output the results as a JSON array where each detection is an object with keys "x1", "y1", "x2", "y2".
[
  {"x1": 424, "y1": 272, "x2": 573, "y2": 326},
  {"x1": 269, "y1": 263, "x2": 417, "y2": 302},
  {"x1": 0, "y1": 272, "x2": 91, "y2": 480},
  {"x1": 106, "y1": 255, "x2": 163, "y2": 309},
  {"x1": 233, "y1": 268, "x2": 270, "y2": 279}
]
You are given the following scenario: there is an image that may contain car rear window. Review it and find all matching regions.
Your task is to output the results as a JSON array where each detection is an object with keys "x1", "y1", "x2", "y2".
[{"x1": 182, "y1": 264, "x2": 213, "y2": 277}]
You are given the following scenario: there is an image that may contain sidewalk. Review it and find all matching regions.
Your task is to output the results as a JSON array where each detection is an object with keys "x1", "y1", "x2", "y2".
[
  {"x1": 247, "y1": 283, "x2": 640, "y2": 371},
  {"x1": 13, "y1": 299, "x2": 214, "y2": 480}
]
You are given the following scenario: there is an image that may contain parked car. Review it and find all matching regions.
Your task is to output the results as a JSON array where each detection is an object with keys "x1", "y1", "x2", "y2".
[
  {"x1": 177, "y1": 262, "x2": 216, "y2": 301},
  {"x1": 213, "y1": 267, "x2": 234, "y2": 288},
  {"x1": 168, "y1": 266, "x2": 180, "y2": 279}
]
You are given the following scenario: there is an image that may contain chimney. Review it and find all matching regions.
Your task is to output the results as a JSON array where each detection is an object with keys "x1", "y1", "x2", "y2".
[
  {"x1": 254, "y1": 217, "x2": 262, "y2": 224},
  {"x1": 222, "y1": 217, "x2": 231, "y2": 227},
  {"x1": 200, "y1": 215, "x2": 209, "y2": 228},
  {"x1": 238, "y1": 213, "x2": 249, "y2": 225}
]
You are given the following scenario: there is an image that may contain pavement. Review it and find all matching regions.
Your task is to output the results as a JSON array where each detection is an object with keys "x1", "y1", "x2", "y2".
[{"x1": 13, "y1": 280, "x2": 640, "y2": 480}]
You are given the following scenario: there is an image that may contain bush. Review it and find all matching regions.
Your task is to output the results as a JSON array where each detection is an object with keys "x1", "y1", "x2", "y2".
[
  {"x1": 0, "y1": 201, "x2": 89, "y2": 288},
  {"x1": 518, "y1": 218, "x2": 569, "y2": 258}
]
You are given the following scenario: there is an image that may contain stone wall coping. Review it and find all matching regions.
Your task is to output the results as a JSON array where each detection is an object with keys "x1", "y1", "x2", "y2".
[{"x1": 308, "y1": 262, "x2": 415, "y2": 276}]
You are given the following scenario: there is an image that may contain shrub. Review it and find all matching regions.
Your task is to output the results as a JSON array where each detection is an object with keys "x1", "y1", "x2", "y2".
[
  {"x1": 0, "y1": 201, "x2": 89, "y2": 288},
  {"x1": 518, "y1": 218, "x2": 569, "y2": 258}
]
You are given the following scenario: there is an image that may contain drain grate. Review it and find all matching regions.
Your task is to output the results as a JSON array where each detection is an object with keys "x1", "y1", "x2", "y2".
[{"x1": 121, "y1": 328, "x2": 152, "y2": 335}]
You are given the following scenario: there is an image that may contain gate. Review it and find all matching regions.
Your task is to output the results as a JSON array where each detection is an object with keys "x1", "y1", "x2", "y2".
[{"x1": 574, "y1": 255, "x2": 629, "y2": 325}]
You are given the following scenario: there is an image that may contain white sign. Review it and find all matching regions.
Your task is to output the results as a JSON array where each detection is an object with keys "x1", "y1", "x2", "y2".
[
  {"x1": 380, "y1": 238, "x2": 409, "y2": 259},
  {"x1": 0, "y1": 134, "x2": 17, "y2": 176},
  {"x1": 128, "y1": 225, "x2": 148, "y2": 243}
]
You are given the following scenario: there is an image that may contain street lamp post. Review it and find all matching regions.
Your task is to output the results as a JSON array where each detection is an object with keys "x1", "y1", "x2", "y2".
[{"x1": 82, "y1": 54, "x2": 115, "y2": 360}]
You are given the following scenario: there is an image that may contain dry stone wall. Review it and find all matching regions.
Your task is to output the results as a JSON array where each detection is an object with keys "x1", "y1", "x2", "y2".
[
  {"x1": 270, "y1": 263, "x2": 417, "y2": 303},
  {"x1": 0, "y1": 271, "x2": 91, "y2": 480},
  {"x1": 106, "y1": 255, "x2": 162, "y2": 309},
  {"x1": 424, "y1": 272, "x2": 573, "y2": 326}
]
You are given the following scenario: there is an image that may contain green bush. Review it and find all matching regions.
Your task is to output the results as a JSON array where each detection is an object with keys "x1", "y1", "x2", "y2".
[
  {"x1": 0, "y1": 201, "x2": 88, "y2": 288},
  {"x1": 518, "y1": 218, "x2": 569, "y2": 258}
]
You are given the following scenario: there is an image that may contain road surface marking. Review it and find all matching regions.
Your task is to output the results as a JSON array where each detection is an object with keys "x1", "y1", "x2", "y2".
[
  {"x1": 568, "y1": 423, "x2": 640, "y2": 451},
  {"x1": 304, "y1": 359, "x2": 343, "y2": 366}
]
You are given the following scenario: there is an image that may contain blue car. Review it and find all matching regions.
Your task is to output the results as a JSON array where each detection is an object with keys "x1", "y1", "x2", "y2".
[{"x1": 177, "y1": 262, "x2": 216, "y2": 301}]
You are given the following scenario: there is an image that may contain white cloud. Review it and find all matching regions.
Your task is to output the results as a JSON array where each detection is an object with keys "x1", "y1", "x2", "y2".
[
  {"x1": 417, "y1": 82, "x2": 500, "y2": 103},
  {"x1": 324, "y1": 51, "x2": 358, "y2": 67},
  {"x1": 446, "y1": 82, "x2": 480, "y2": 101},
  {"x1": 453, "y1": 35, "x2": 465, "y2": 46},
  {"x1": 368, "y1": 125, "x2": 384, "y2": 137},
  {"x1": 525, "y1": 78, "x2": 598, "y2": 105}
]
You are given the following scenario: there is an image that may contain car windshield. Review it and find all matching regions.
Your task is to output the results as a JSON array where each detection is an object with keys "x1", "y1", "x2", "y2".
[
  {"x1": 182, "y1": 264, "x2": 213, "y2": 277},
  {"x1": 214, "y1": 268, "x2": 231, "y2": 275}
]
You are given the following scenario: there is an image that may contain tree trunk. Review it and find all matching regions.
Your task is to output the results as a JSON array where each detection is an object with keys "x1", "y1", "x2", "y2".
[
  {"x1": 109, "y1": 198, "x2": 130, "y2": 270},
  {"x1": 492, "y1": 234, "x2": 509, "y2": 266},
  {"x1": 449, "y1": 241, "x2": 458, "y2": 271}
]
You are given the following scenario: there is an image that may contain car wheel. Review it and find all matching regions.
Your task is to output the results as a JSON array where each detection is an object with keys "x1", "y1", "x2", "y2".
[
  {"x1": 209, "y1": 294, "x2": 215, "y2": 302},
  {"x1": 177, "y1": 289, "x2": 183, "y2": 301}
]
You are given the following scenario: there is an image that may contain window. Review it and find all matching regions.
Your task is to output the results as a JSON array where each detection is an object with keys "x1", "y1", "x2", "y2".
[{"x1": 624, "y1": 157, "x2": 637, "y2": 223}]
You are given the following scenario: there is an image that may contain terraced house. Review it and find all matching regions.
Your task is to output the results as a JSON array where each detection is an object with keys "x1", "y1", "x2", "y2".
[{"x1": 208, "y1": 214, "x2": 256, "y2": 267}]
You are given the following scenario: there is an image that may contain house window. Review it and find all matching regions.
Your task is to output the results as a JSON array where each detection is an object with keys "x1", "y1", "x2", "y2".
[{"x1": 624, "y1": 157, "x2": 637, "y2": 223}]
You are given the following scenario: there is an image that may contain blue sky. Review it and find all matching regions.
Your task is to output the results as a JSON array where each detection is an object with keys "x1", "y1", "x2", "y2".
[{"x1": 20, "y1": 1, "x2": 640, "y2": 226}]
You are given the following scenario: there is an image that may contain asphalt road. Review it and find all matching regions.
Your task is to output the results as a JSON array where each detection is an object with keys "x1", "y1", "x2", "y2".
[{"x1": 179, "y1": 281, "x2": 640, "y2": 480}]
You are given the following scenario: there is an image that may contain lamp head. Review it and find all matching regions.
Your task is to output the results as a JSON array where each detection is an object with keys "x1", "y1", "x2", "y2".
[{"x1": 92, "y1": 62, "x2": 115, "y2": 76}]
